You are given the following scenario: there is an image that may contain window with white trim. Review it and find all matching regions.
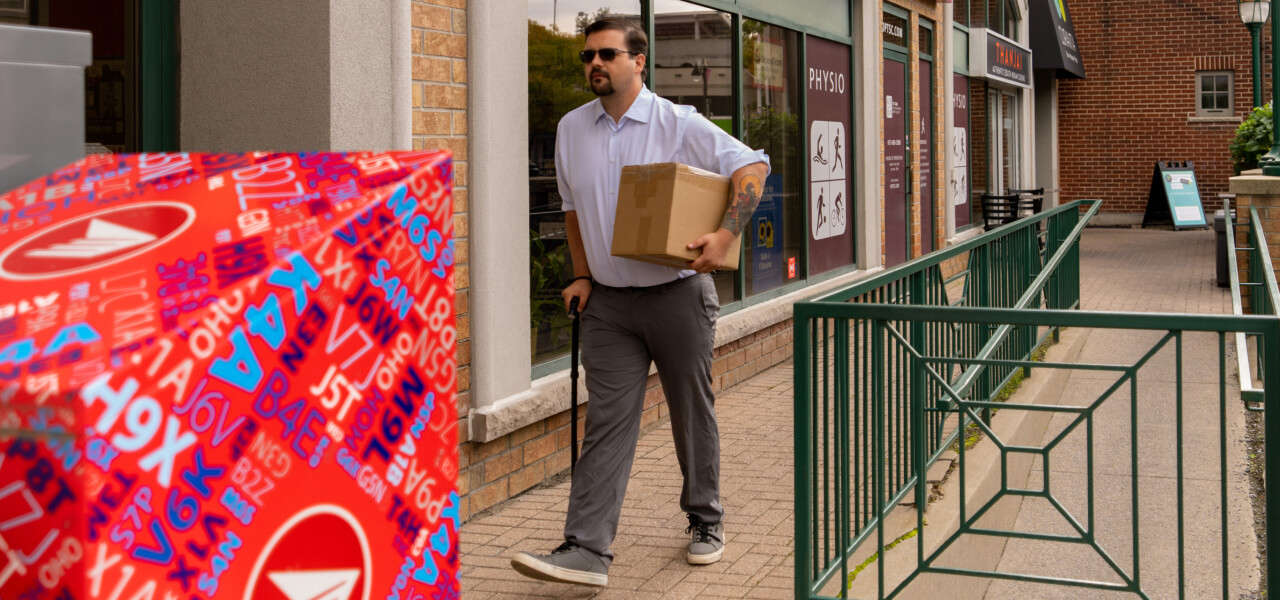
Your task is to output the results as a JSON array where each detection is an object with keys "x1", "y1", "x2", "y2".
[{"x1": 1196, "y1": 71, "x2": 1233, "y2": 117}]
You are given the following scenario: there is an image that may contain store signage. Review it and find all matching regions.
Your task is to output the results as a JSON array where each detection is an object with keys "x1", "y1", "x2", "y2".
[
  {"x1": 751, "y1": 38, "x2": 786, "y2": 92},
  {"x1": 882, "y1": 11, "x2": 907, "y2": 47},
  {"x1": 970, "y1": 29, "x2": 1033, "y2": 88},
  {"x1": 0, "y1": 150, "x2": 461, "y2": 600},
  {"x1": 952, "y1": 74, "x2": 971, "y2": 229},
  {"x1": 1030, "y1": 0, "x2": 1085, "y2": 78},
  {"x1": 806, "y1": 37, "x2": 854, "y2": 275},
  {"x1": 1142, "y1": 161, "x2": 1208, "y2": 230},
  {"x1": 919, "y1": 58, "x2": 934, "y2": 254}
]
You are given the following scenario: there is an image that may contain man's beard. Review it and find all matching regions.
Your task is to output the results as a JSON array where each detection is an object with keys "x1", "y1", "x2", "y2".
[{"x1": 589, "y1": 70, "x2": 614, "y2": 97}]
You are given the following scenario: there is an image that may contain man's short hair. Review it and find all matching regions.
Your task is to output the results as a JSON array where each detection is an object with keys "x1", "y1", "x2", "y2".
[{"x1": 584, "y1": 17, "x2": 648, "y2": 78}]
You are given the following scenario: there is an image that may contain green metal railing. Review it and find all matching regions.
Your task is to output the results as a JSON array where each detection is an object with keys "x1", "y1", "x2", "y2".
[
  {"x1": 1225, "y1": 201, "x2": 1277, "y2": 409},
  {"x1": 795, "y1": 305, "x2": 1280, "y2": 599},
  {"x1": 795, "y1": 198, "x2": 1280, "y2": 599},
  {"x1": 794, "y1": 200, "x2": 1097, "y2": 598}
]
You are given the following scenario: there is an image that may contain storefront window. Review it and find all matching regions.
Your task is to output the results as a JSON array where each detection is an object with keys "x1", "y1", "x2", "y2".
[
  {"x1": 652, "y1": 0, "x2": 739, "y2": 303},
  {"x1": 955, "y1": 0, "x2": 971, "y2": 28},
  {"x1": 742, "y1": 20, "x2": 802, "y2": 293},
  {"x1": 527, "y1": 1, "x2": 641, "y2": 364},
  {"x1": 39, "y1": 0, "x2": 132, "y2": 152}
]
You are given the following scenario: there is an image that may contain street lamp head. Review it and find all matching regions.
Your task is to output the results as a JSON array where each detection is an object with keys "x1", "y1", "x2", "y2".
[{"x1": 1240, "y1": 0, "x2": 1270, "y2": 25}]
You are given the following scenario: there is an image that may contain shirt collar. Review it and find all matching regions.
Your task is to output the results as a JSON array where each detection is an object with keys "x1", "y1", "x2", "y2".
[{"x1": 592, "y1": 86, "x2": 654, "y2": 126}]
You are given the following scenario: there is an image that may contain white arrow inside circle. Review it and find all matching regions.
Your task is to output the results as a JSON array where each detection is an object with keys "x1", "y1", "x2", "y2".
[
  {"x1": 267, "y1": 569, "x2": 361, "y2": 600},
  {"x1": 25, "y1": 218, "x2": 157, "y2": 259}
]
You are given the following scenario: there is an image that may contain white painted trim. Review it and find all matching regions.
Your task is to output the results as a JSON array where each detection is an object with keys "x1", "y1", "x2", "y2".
[
  {"x1": 855, "y1": 0, "x2": 882, "y2": 270},
  {"x1": 467, "y1": 2, "x2": 532, "y2": 419},
  {"x1": 943, "y1": 2, "x2": 956, "y2": 240},
  {"x1": 392, "y1": 0, "x2": 411, "y2": 150}
]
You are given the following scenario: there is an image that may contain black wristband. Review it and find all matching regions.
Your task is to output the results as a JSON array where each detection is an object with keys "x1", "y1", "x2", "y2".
[{"x1": 570, "y1": 276, "x2": 593, "y2": 284}]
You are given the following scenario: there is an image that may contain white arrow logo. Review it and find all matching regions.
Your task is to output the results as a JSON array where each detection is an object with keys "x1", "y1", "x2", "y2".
[
  {"x1": 267, "y1": 569, "x2": 361, "y2": 600},
  {"x1": 24, "y1": 218, "x2": 158, "y2": 259}
]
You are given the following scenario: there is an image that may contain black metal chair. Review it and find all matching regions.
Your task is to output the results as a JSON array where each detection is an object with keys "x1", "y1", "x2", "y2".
[
  {"x1": 1009, "y1": 187, "x2": 1046, "y2": 253},
  {"x1": 981, "y1": 193, "x2": 1020, "y2": 231},
  {"x1": 1009, "y1": 187, "x2": 1045, "y2": 217}
]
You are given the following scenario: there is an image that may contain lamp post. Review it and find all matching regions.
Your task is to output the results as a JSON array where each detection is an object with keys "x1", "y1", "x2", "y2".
[
  {"x1": 690, "y1": 59, "x2": 710, "y2": 117},
  {"x1": 1241, "y1": 0, "x2": 1270, "y2": 108},
  {"x1": 1255, "y1": 0, "x2": 1280, "y2": 174}
]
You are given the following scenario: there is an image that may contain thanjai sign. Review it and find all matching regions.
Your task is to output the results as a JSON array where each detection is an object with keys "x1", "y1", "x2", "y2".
[{"x1": 969, "y1": 29, "x2": 1033, "y2": 89}]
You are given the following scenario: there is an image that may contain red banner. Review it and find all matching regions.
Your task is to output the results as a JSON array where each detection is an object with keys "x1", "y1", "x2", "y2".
[{"x1": 0, "y1": 150, "x2": 459, "y2": 600}]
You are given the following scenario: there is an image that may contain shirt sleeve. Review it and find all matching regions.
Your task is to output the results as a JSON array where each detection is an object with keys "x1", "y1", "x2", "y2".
[
  {"x1": 555, "y1": 118, "x2": 575, "y2": 212},
  {"x1": 680, "y1": 111, "x2": 771, "y2": 178}
]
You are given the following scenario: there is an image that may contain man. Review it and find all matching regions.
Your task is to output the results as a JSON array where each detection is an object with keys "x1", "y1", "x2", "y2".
[{"x1": 510, "y1": 17, "x2": 769, "y2": 588}]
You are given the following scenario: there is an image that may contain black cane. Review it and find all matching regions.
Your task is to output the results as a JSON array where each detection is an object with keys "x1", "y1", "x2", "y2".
[{"x1": 568, "y1": 296, "x2": 581, "y2": 473}]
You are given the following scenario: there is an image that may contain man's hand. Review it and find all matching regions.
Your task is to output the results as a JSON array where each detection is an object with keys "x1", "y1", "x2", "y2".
[
  {"x1": 687, "y1": 228, "x2": 736, "y2": 273},
  {"x1": 562, "y1": 277, "x2": 593, "y2": 312}
]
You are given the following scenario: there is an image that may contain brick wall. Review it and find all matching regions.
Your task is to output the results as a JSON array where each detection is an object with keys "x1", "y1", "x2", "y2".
[
  {"x1": 410, "y1": 0, "x2": 476, "y2": 515},
  {"x1": 1059, "y1": 0, "x2": 1269, "y2": 214}
]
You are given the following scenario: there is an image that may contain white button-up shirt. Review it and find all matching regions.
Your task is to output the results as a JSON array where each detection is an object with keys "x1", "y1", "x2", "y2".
[{"x1": 555, "y1": 86, "x2": 770, "y2": 288}]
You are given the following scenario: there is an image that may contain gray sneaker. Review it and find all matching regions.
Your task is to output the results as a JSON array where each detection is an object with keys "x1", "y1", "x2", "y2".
[
  {"x1": 511, "y1": 541, "x2": 610, "y2": 587},
  {"x1": 686, "y1": 514, "x2": 725, "y2": 565}
]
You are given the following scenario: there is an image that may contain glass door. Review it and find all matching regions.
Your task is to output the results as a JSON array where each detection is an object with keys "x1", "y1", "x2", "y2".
[{"x1": 986, "y1": 88, "x2": 1019, "y2": 194}]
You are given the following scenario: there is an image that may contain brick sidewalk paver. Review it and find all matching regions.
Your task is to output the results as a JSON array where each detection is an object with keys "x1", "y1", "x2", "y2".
[
  {"x1": 460, "y1": 226, "x2": 1235, "y2": 599},
  {"x1": 461, "y1": 364, "x2": 796, "y2": 599}
]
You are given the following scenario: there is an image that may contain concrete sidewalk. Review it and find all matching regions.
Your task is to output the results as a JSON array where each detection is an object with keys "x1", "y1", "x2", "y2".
[
  {"x1": 979, "y1": 227, "x2": 1258, "y2": 599},
  {"x1": 459, "y1": 227, "x2": 1248, "y2": 599}
]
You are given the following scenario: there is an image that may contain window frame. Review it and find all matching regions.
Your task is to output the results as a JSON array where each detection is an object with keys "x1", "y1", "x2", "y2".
[{"x1": 1195, "y1": 70, "x2": 1234, "y2": 118}]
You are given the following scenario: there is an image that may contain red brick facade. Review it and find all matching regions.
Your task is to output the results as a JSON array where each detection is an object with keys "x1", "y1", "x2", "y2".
[{"x1": 1059, "y1": 0, "x2": 1270, "y2": 215}]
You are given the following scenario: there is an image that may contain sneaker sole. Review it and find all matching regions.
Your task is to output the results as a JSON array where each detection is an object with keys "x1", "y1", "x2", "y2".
[
  {"x1": 511, "y1": 554, "x2": 608, "y2": 587},
  {"x1": 686, "y1": 546, "x2": 724, "y2": 565}
]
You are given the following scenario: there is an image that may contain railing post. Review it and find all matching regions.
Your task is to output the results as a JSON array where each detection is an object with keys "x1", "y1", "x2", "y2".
[
  {"x1": 910, "y1": 271, "x2": 928, "y2": 566},
  {"x1": 794, "y1": 305, "x2": 813, "y2": 600},
  {"x1": 1265, "y1": 321, "x2": 1280, "y2": 593}
]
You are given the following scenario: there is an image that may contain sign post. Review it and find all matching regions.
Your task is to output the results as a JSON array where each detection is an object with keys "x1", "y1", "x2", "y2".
[{"x1": 1142, "y1": 160, "x2": 1209, "y2": 229}]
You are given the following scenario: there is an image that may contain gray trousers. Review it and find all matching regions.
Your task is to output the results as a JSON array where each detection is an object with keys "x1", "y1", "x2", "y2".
[{"x1": 563, "y1": 273, "x2": 723, "y2": 558}]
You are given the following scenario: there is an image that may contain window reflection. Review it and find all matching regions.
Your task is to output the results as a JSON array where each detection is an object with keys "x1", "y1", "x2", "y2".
[
  {"x1": 652, "y1": 0, "x2": 738, "y2": 304},
  {"x1": 527, "y1": 1, "x2": 641, "y2": 364},
  {"x1": 742, "y1": 20, "x2": 802, "y2": 296}
]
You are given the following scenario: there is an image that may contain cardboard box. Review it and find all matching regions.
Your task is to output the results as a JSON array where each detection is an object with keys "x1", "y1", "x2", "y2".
[
  {"x1": 611, "y1": 162, "x2": 741, "y2": 270},
  {"x1": 0, "y1": 151, "x2": 460, "y2": 599}
]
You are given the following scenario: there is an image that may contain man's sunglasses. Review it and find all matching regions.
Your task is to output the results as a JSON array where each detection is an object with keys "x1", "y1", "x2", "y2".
[{"x1": 578, "y1": 48, "x2": 637, "y2": 63}]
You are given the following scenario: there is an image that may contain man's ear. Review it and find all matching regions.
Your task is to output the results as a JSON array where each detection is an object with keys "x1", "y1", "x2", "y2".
[{"x1": 634, "y1": 53, "x2": 646, "y2": 77}]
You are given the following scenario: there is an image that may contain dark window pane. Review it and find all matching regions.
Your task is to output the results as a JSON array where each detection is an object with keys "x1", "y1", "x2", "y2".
[
  {"x1": 1217, "y1": 93, "x2": 1229, "y2": 109},
  {"x1": 743, "y1": 20, "x2": 804, "y2": 295},
  {"x1": 919, "y1": 24, "x2": 934, "y2": 56},
  {"x1": 1216, "y1": 75, "x2": 1228, "y2": 92},
  {"x1": 1201, "y1": 94, "x2": 1212, "y2": 110},
  {"x1": 955, "y1": 0, "x2": 970, "y2": 27},
  {"x1": 527, "y1": 1, "x2": 641, "y2": 364},
  {"x1": 882, "y1": 10, "x2": 907, "y2": 47},
  {"x1": 652, "y1": 1, "x2": 737, "y2": 303}
]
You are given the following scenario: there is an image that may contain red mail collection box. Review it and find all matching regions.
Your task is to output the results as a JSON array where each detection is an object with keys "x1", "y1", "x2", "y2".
[{"x1": 0, "y1": 150, "x2": 459, "y2": 600}]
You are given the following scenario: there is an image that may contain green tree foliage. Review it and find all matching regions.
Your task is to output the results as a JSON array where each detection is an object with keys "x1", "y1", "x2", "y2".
[
  {"x1": 529, "y1": 21, "x2": 595, "y2": 134},
  {"x1": 746, "y1": 105, "x2": 797, "y2": 176},
  {"x1": 1231, "y1": 102, "x2": 1274, "y2": 174},
  {"x1": 575, "y1": 8, "x2": 613, "y2": 35}
]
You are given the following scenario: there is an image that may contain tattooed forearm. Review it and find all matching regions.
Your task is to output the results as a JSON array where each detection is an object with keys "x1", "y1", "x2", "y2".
[{"x1": 721, "y1": 170, "x2": 764, "y2": 235}]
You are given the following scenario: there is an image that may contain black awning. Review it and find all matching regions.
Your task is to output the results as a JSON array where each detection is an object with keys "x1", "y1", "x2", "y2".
[{"x1": 1030, "y1": 0, "x2": 1086, "y2": 79}]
